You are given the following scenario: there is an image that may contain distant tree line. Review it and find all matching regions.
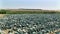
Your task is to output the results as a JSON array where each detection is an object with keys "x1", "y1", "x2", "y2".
[{"x1": 0, "y1": 9, "x2": 60, "y2": 14}]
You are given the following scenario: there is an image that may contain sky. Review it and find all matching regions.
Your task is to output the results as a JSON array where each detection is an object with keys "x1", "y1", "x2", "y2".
[{"x1": 0, "y1": 0, "x2": 60, "y2": 10}]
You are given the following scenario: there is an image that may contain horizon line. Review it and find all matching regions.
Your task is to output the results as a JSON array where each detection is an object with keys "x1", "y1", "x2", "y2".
[{"x1": 0, "y1": 8, "x2": 60, "y2": 10}]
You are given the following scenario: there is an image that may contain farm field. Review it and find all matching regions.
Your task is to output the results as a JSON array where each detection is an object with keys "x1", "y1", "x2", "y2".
[
  {"x1": 0, "y1": 0, "x2": 60, "y2": 34},
  {"x1": 0, "y1": 14, "x2": 60, "y2": 34}
]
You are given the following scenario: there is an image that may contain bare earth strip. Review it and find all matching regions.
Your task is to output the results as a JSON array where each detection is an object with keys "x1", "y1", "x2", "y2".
[{"x1": 0, "y1": 14, "x2": 5, "y2": 18}]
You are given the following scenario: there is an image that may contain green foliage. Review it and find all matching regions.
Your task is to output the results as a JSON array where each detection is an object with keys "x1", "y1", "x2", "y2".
[{"x1": 0, "y1": 9, "x2": 6, "y2": 14}]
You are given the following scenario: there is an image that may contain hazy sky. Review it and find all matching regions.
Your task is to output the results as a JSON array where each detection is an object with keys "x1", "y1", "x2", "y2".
[{"x1": 0, "y1": 0, "x2": 60, "y2": 10}]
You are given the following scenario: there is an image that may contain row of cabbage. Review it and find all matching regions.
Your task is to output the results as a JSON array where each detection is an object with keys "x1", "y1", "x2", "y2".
[{"x1": 0, "y1": 14, "x2": 60, "y2": 34}]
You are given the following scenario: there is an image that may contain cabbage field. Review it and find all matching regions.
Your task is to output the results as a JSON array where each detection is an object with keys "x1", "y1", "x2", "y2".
[{"x1": 0, "y1": 14, "x2": 60, "y2": 34}]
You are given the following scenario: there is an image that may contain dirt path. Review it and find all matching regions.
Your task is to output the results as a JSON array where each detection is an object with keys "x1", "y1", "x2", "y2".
[{"x1": 0, "y1": 14, "x2": 5, "y2": 18}]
